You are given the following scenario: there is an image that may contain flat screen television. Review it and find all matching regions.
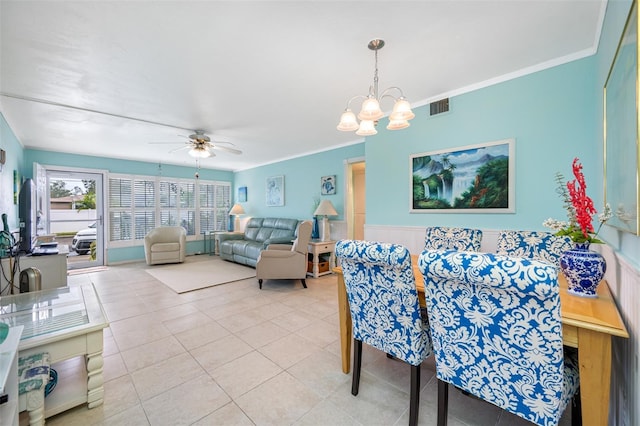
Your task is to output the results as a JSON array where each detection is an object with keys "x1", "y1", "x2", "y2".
[{"x1": 18, "y1": 178, "x2": 37, "y2": 254}]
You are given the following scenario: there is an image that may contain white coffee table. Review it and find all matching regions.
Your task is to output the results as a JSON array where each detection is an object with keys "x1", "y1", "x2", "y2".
[{"x1": 0, "y1": 284, "x2": 108, "y2": 419}]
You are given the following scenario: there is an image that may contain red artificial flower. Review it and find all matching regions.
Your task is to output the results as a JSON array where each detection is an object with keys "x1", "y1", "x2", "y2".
[{"x1": 566, "y1": 158, "x2": 597, "y2": 240}]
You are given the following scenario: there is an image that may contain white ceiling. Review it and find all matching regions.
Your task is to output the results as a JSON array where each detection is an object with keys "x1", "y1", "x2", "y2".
[{"x1": 0, "y1": 1, "x2": 605, "y2": 172}]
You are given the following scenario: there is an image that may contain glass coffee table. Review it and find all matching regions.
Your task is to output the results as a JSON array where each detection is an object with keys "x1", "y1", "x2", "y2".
[{"x1": 0, "y1": 284, "x2": 108, "y2": 419}]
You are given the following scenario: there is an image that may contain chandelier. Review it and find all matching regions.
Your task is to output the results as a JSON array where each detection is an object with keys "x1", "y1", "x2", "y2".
[{"x1": 337, "y1": 39, "x2": 415, "y2": 136}]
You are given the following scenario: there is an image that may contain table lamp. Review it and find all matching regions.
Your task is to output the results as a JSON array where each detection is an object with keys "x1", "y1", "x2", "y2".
[
  {"x1": 229, "y1": 204, "x2": 245, "y2": 232},
  {"x1": 313, "y1": 200, "x2": 338, "y2": 241}
]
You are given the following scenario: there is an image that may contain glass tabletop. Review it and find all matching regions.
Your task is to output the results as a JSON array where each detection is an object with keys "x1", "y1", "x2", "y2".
[{"x1": 0, "y1": 286, "x2": 98, "y2": 340}]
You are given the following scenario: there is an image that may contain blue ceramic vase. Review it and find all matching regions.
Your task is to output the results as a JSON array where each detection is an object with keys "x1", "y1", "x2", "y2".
[
  {"x1": 560, "y1": 242, "x2": 606, "y2": 297},
  {"x1": 311, "y1": 217, "x2": 320, "y2": 239}
]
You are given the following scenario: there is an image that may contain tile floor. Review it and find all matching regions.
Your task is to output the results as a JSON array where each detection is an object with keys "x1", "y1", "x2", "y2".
[{"x1": 35, "y1": 255, "x2": 572, "y2": 426}]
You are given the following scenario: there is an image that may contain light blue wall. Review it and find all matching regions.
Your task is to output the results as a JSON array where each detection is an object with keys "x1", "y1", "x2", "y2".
[
  {"x1": 366, "y1": 55, "x2": 598, "y2": 231},
  {"x1": 233, "y1": 144, "x2": 365, "y2": 222},
  {"x1": 0, "y1": 113, "x2": 25, "y2": 229},
  {"x1": 23, "y1": 149, "x2": 234, "y2": 262}
]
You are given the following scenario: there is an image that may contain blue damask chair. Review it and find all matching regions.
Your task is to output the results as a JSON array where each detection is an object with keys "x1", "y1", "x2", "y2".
[
  {"x1": 495, "y1": 230, "x2": 572, "y2": 267},
  {"x1": 418, "y1": 250, "x2": 581, "y2": 426},
  {"x1": 335, "y1": 240, "x2": 432, "y2": 426},
  {"x1": 424, "y1": 226, "x2": 483, "y2": 251}
]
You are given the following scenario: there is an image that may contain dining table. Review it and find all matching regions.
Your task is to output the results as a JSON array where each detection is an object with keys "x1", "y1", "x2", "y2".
[{"x1": 332, "y1": 254, "x2": 629, "y2": 426}]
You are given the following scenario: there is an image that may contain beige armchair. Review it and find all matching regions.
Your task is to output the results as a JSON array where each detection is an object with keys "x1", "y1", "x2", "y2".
[
  {"x1": 256, "y1": 220, "x2": 312, "y2": 289},
  {"x1": 144, "y1": 226, "x2": 186, "y2": 265}
]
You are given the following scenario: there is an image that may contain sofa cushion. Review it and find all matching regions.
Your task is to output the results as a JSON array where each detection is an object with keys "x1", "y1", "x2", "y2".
[{"x1": 151, "y1": 242, "x2": 181, "y2": 253}]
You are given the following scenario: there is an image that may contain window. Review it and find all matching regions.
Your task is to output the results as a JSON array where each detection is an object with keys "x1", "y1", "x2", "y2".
[{"x1": 108, "y1": 175, "x2": 230, "y2": 246}]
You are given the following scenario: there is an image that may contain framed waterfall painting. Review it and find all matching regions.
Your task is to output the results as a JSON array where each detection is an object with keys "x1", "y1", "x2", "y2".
[
  {"x1": 410, "y1": 138, "x2": 515, "y2": 213},
  {"x1": 604, "y1": 0, "x2": 639, "y2": 235}
]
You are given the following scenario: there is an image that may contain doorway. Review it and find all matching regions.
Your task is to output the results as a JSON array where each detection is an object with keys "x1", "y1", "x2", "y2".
[
  {"x1": 345, "y1": 159, "x2": 365, "y2": 240},
  {"x1": 42, "y1": 168, "x2": 105, "y2": 270}
]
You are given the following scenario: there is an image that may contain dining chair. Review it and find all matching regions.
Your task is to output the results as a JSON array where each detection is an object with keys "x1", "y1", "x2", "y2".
[
  {"x1": 335, "y1": 240, "x2": 432, "y2": 426},
  {"x1": 495, "y1": 230, "x2": 573, "y2": 267},
  {"x1": 418, "y1": 249, "x2": 581, "y2": 426},
  {"x1": 424, "y1": 226, "x2": 483, "y2": 251}
]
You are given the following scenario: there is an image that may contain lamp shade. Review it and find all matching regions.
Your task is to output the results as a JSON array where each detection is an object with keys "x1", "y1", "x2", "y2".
[
  {"x1": 189, "y1": 147, "x2": 212, "y2": 158},
  {"x1": 356, "y1": 119, "x2": 377, "y2": 136},
  {"x1": 389, "y1": 98, "x2": 415, "y2": 121},
  {"x1": 229, "y1": 203, "x2": 245, "y2": 215},
  {"x1": 314, "y1": 200, "x2": 338, "y2": 216},
  {"x1": 358, "y1": 97, "x2": 384, "y2": 121},
  {"x1": 386, "y1": 118, "x2": 410, "y2": 131},
  {"x1": 337, "y1": 109, "x2": 359, "y2": 132}
]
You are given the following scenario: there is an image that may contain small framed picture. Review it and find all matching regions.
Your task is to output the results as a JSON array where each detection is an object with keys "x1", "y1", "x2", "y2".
[
  {"x1": 266, "y1": 175, "x2": 285, "y2": 206},
  {"x1": 238, "y1": 186, "x2": 247, "y2": 202},
  {"x1": 321, "y1": 175, "x2": 336, "y2": 195}
]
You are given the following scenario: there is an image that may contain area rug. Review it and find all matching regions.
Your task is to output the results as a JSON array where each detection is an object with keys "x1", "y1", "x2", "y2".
[{"x1": 145, "y1": 256, "x2": 256, "y2": 293}]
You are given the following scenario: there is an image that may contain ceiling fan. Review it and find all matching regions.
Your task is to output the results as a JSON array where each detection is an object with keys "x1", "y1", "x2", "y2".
[{"x1": 151, "y1": 130, "x2": 242, "y2": 158}]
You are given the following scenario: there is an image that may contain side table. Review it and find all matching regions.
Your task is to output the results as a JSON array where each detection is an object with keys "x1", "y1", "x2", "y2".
[{"x1": 307, "y1": 240, "x2": 336, "y2": 278}]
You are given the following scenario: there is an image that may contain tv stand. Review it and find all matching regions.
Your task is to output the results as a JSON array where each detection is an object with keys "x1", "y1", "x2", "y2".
[{"x1": 0, "y1": 246, "x2": 68, "y2": 296}]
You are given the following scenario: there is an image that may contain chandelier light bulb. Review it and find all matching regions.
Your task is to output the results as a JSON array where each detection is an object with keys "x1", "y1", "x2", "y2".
[
  {"x1": 358, "y1": 97, "x2": 384, "y2": 121},
  {"x1": 387, "y1": 118, "x2": 410, "y2": 131},
  {"x1": 356, "y1": 119, "x2": 377, "y2": 136},
  {"x1": 389, "y1": 98, "x2": 415, "y2": 121},
  {"x1": 337, "y1": 109, "x2": 359, "y2": 131}
]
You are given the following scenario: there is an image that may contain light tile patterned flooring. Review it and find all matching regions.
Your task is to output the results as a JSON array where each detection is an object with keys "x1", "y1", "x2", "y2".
[{"x1": 37, "y1": 255, "x2": 572, "y2": 426}]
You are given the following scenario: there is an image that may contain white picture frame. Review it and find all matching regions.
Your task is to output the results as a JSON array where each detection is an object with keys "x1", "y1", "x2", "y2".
[{"x1": 266, "y1": 175, "x2": 284, "y2": 206}]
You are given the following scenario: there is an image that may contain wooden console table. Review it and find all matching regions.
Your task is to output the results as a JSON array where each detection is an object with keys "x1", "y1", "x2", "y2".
[{"x1": 333, "y1": 255, "x2": 629, "y2": 426}]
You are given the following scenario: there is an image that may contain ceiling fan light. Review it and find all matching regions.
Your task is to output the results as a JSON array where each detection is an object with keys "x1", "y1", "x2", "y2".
[
  {"x1": 356, "y1": 120, "x2": 377, "y2": 136},
  {"x1": 189, "y1": 147, "x2": 211, "y2": 158},
  {"x1": 358, "y1": 97, "x2": 384, "y2": 121},
  {"x1": 389, "y1": 98, "x2": 415, "y2": 121},
  {"x1": 337, "y1": 109, "x2": 359, "y2": 132},
  {"x1": 387, "y1": 118, "x2": 410, "y2": 130}
]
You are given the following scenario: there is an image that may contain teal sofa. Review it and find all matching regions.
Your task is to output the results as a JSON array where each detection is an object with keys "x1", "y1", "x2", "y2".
[{"x1": 218, "y1": 217, "x2": 300, "y2": 267}]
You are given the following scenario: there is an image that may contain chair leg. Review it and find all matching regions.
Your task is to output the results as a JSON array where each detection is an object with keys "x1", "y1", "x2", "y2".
[
  {"x1": 258, "y1": 279, "x2": 263, "y2": 289},
  {"x1": 301, "y1": 278, "x2": 307, "y2": 288},
  {"x1": 352, "y1": 339, "x2": 362, "y2": 396},
  {"x1": 437, "y1": 379, "x2": 449, "y2": 426},
  {"x1": 571, "y1": 388, "x2": 582, "y2": 426},
  {"x1": 409, "y1": 364, "x2": 421, "y2": 426}
]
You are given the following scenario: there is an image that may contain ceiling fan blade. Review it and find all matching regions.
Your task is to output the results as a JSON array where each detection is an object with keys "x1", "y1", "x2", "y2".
[
  {"x1": 213, "y1": 144, "x2": 242, "y2": 155},
  {"x1": 149, "y1": 141, "x2": 186, "y2": 145},
  {"x1": 168, "y1": 145, "x2": 190, "y2": 154}
]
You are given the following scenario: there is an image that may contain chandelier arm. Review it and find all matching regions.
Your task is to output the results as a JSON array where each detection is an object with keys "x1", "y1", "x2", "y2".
[
  {"x1": 379, "y1": 86, "x2": 406, "y2": 100},
  {"x1": 344, "y1": 95, "x2": 367, "y2": 110}
]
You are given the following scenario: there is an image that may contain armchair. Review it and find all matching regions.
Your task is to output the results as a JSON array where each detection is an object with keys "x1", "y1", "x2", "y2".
[
  {"x1": 144, "y1": 226, "x2": 186, "y2": 265},
  {"x1": 256, "y1": 221, "x2": 312, "y2": 289}
]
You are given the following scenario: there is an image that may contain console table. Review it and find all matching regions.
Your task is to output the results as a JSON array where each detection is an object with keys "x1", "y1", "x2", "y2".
[
  {"x1": 0, "y1": 284, "x2": 108, "y2": 419},
  {"x1": 0, "y1": 326, "x2": 23, "y2": 426}
]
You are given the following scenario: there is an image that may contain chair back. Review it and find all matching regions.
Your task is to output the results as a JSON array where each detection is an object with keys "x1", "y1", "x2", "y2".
[
  {"x1": 496, "y1": 230, "x2": 572, "y2": 266},
  {"x1": 291, "y1": 221, "x2": 312, "y2": 254},
  {"x1": 418, "y1": 249, "x2": 572, "y2": 426},
  {"x1": 424, "y1": 226, "x2": 483, "y2": 251},
  {"x1": 335, "y1": 240, "x2": 431, "y2": 366}
]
